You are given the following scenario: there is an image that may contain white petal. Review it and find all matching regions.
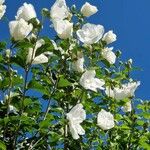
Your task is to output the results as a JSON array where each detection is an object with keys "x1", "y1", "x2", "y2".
[
  {"x1": 81, "y1": 2, "x2": 98, "y2": 17},
  {"x1": 53, "y1": 19, "x2": 73, "y2": 39},
  {"x1": 32, "y1": 54, "x2": 48, "y2": 64},
  {"x1": 26, "y1": 48, "x2": 34, "y2": 64},
  {"x1": 69, "y1": 122, "x2": 80, "y2": 140},
  {"x1": 67, "y1": 103, "x2": 86, "y2": 140},
  {"x1": 9, "y1": 19, "x2": 33, "y2": 41},
  {"x1": 97, "y1": 109, "x2": 115, "y2": 130},
  {"x1": 50, "y1": 0, "x2": 69, "y2": 20},
  {"x1": 77, "y1": 23, "x2": 104, "y2": 45},
  {"x1": 80, "y1": 70, "x2": 105, "y2": 92}
]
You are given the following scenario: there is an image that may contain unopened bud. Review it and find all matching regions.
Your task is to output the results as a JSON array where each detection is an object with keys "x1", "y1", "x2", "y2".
[
  {"x1": 71, "y1": 5, "x2": 76, "y2": 12},
  {"x1": 128, "y1": 59, "x2": 133, "y2": 64},
  {"x1": 42, "y1": 8, "x2": 50, "y2": 18},
  {"x1": 6, "y1": 49, "x2": 11, "y2": 58}
]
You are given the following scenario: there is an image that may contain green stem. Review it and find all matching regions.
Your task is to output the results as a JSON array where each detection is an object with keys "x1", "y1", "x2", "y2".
[
  {"x1": 21, "y1": 68, "x2": 29, "y2": 114},
  {"x1": 64, "y1": 102, "x2": 69, "y2": 150},
  {"x1": 44, "y1": 69, "x2": 59, "y2": 120},
  {"x1": 127, "y1": 100, "x2": 135, "y2": 149},
  {"x1": 6, "y1": 64, "x2": 12, "y2": 116}
]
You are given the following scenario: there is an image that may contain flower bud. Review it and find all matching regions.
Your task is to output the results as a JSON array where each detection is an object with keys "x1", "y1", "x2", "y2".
[
  {"x1": 5, "y1": 49, "x2": 11, "y2": 58},
  {"x1": 102, "y1": 30, "x2": 117, "y2": 44},
  {"x1": 81, "y1": 2, "x2": 98, "y2": 17}
]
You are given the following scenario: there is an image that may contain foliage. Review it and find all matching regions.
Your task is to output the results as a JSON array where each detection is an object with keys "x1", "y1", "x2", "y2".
[{"x1": 0, "y1": 1, "x2": 149, "y2": 150}]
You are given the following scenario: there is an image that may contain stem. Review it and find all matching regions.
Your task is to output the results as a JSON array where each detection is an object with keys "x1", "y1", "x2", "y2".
[
  {"x1": 12, "y1": 69, "x2": 29, "y2": 149},
  {"x1": 28, "y1": 69, "x2": 59, "y2": 149},
  {"x1": 127, "y1": 100, "x2": 135, "y2": 149},
  {"x1": 43, "y1": 76, "x2": 58, "y2": 120},
  {"x1": 64, "y1": 103, "x2": 69, "y2": 150},
  {"x1": 21, "y1": 68, "x2": 29, "y2": 114},
  {"x1": 6, "y1": 64, "x2": 12, "y2": 116}
]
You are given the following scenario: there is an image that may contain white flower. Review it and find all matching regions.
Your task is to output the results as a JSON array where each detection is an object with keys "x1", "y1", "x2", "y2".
[
  {"x1": 15, "y1": 3, "x2": 36, "y2": 21},
  {"x1": 72, "y1": 52, "x2": 84, "y2": 73},
  {"x1": 123, "y1": 101, "x2": 132, "y2": 112},
  {"x1": 80, "y1": 70, "x2": 105, "y2": 92},
  {"x1": 101, "y1": 47, "x2": 116, "y2": 64},
  {"x1": 81, "y1": 2, "x2": 98, "y2": 17},
  {"x1": 66, "y1": 103, "x2": 86, "y2": 140},
  {"x1": 50, "y1": 0, "x2": 70, "y2": 20},
  {"x1": 0, "y1": 0, "x2": 4, "y2": 5},
  {"x1": 5, "y1": 49, "x2": 11, "y2": 58},
  {"x1": 97, "y1": 109, "x2": 115, "y2": 130},
  {"x1": 53, "y1": 19, "x2": 73, "y2": 39},
  {"x1": 105, "y1": 87, "x2": 124, "y2": 100},
  {"x1": 77, "y1": 23, "x2": 104, "y2": 45},
  {"x1": 0, "y1": 0, "x2": 6, "y2": 20},
  {"x1": 105, "y1": 81, "x2": 140, "y2": 100},
  {"x1": 26, "y1": 39, "x2": 49, "y2": 65},
  {"x1": 122, "y1": 81, "x2": 141, "y2": 97},
  {"x1": 9, "y1": 19, "x2": 33, "y2": 41},
  {"x1": 102, "y1": 30, "x2": 117, "y2": 44},
  {"x1": 8, "y1": 105, "x2": 18, "y2": 114}
]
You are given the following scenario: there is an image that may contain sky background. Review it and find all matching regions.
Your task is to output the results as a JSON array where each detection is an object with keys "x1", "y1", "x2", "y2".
[{"x1": 0, "y1": 0, "x2": 150, "y2": 100}]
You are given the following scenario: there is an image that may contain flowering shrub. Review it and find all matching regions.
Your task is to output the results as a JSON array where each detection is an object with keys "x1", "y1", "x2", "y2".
[{"x1": 0, "y1": 0, "x2": 149, "y2": 149}]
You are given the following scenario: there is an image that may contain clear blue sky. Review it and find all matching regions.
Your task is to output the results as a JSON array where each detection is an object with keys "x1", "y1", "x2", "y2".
[{"x1": 0, "y1": 0, "x2": 150, "y2": 100}]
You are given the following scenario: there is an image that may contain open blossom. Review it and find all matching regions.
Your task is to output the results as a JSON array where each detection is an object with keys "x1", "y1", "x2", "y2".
[
  {"x1": 101, "y1": 47, "x2": 116, "y2": 64},
  {"x1": 0, "y1": 0, "x2": 6, "y2": 19},
  {"x1": 26, "y1": 39, "x2": 49, "y2": 65},
  {"x1": 105, "y1": 81, "x2": 140, "y2": 100},
  {"x1": 77, "y1": 23, "x2": 104, "y2": 45},
  {"x1": 9, "y1": 19, "x2": 33, "y2": 41},
  {"x1": 102, "y1": 30, "x2": 117, "y2": 44},
  {"x1": 53, "y1": 19, "x2": 73, "y2": 39},
  {"x1": 66, "y1": 103, "x2": 86, "y2": 140},
  {"x1": 72, "y1": 52, "x2": 84, "y2": 73},
  {"x1": 81, "y1": 2, "x2": 98, "y2": 17},
  {"x1": 15, "y1": 3, "x2": 36, "y2": 21},
  {"x1": 50, "y1": 0, "x2": 70, "y2": 20},
  {"x1": 97, "y1": 109, "x2": 115, "y2": 130},
  {"x1": 80, "y1": 70, "x2": 105, "y2": 92}
]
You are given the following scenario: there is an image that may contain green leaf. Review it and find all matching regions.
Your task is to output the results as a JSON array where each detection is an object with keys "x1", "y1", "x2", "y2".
[
  {"x1": 58, "y1": 76, "x2": 72, "y2": 88},
  {"x1": 0, "y1": 42, "x2": 6, "y2": 51},
  {"x1": 136, "y1": 120, "x2": 145, "y2": 126},
  {"x1": 28, "y1": 80, "x2": 49, "y2": 95},
  {"x1": 12, "y1": 75, "x2": 23, "y2": 86},
  {"x1": 142, "y1": 112, "x2": 150, "y2": 119},
  {"x1": 24, "y1": 98, "x2": 33, "y2": 107},
  {"x1": 139, "y1": 135, "x2": 150, "y2": 149},
  {"x1": 35, "y1": 37, "x2": 54, "y2": 56},
  {"x1": 14, "y1": 41, "x2": 33, "y2": 49},
  {"x1": 39, "y1": 119, "x2": 50, "y2": 129},
  {"x1": 11, "y1": 56, "x2": 26, "y2": 68},
  {"x1": 0, "y1": 140, "x2": 6, "y2": 150}
]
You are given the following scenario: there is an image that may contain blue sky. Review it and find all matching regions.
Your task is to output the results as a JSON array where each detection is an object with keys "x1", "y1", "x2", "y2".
[{"x1": 0, "y1": 0, "x2": 150, "y2": 100}]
